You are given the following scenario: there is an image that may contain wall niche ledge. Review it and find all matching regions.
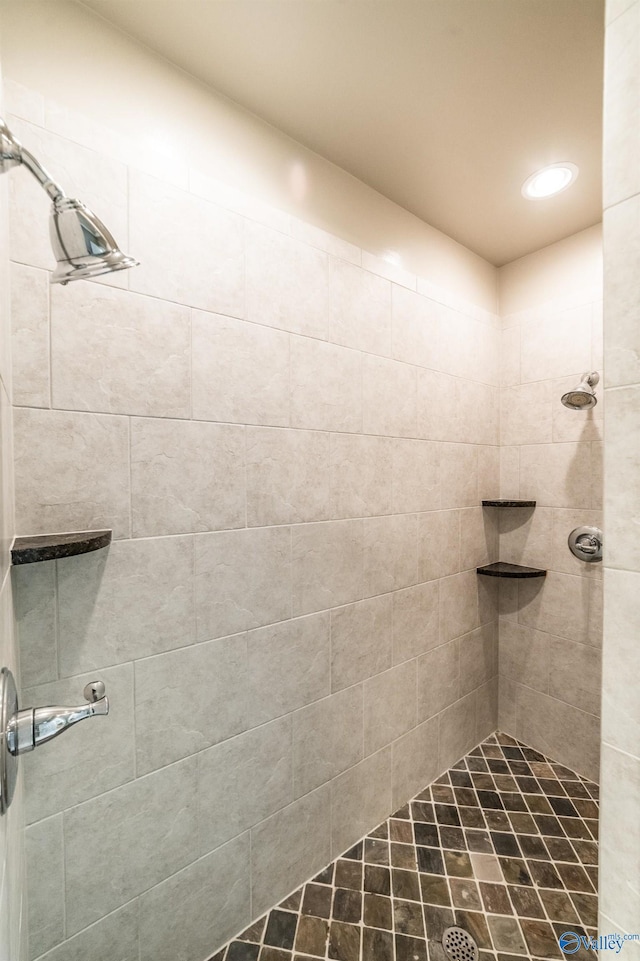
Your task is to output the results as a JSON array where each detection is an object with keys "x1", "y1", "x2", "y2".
[{"x1": 11, "y1": 530, "x2": 112, "y2": 566}]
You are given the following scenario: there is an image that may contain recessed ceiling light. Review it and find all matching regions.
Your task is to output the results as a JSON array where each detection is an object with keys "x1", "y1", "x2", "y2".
[{"x1": 521, "y1": 162, "x2": 579, "y2": 199}]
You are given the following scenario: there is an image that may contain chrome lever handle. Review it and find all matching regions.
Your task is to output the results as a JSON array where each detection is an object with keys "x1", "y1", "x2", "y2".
[
  {"x1": 7, "y1": 678, "x2": 109, "y2": 756},
  {"x1": 0, "y1": 667, "x2": 110, "y2": 814}
]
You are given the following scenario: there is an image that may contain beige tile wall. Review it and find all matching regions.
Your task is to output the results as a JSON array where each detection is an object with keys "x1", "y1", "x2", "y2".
[
  {"x1": 0, "y1": 65, "x2": 27, "y2": 961},
  {"x1": 497, "y1": 260, "x2": 603, "y2": 782},
  {"x1": 600, "y1": 0, "x2": 640, "y2": 939},
  {"x1": 6, "y1": 82, "x2": 500, "y2": 961}
]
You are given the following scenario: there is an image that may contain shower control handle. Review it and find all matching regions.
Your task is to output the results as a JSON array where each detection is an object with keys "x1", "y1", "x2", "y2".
[
  {"x1": 0, "y1": 667, "x2": 109, "y2": 814},
  {"x1": 5, "y1": 672, "x2": 109, "y2": 757},
  {"x1": 568, "y1": 526, "x2": 603, "y2": 563},
  {"x1": 576, "y1": 536, "x2": 598, "y2": 554}
]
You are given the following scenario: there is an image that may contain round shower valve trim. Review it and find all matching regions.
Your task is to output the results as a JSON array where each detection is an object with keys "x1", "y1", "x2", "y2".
[{"x1": 568, "y1": 526, "x2": 603, "y2": 563}]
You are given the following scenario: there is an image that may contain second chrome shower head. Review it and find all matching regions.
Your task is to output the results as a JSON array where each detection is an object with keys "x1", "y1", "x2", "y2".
[{"x1": 561, "y1": 371, "x2": 599, "y2": 410}]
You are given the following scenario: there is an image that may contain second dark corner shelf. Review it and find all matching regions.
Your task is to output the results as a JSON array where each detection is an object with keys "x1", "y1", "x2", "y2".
[{"x1": 478, "y1": 499, "x2": 546, "y2": 578}]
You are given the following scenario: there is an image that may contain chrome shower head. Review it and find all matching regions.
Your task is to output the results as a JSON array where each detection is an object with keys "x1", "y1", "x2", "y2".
[
  {"x1": 561, "y1": 371, "x2": 599, "y2": 410},
  {"x1": 50, "y1": 198, "x2": 138, "y2": 285},
  {"x1": 0, "y1": 117, "x2": 138, "y2": 284}
]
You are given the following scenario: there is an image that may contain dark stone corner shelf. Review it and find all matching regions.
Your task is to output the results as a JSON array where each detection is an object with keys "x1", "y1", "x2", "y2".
[
  {"x1": 11, "y1": 530, "x2": 112, "y2": 566},
  {"x1": 477, "y1": 562, "x2": 546, "y2": 579},
  {"x1": 482, "y1": 500, "x2": 536, "y2": 508}
]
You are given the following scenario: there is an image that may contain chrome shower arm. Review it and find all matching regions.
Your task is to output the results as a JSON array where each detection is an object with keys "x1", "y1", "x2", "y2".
[
  {"x1": 0, "y1": 117, "x2": 65, "y2": 201},
  {"x1": 20, "y1": 146, "x2": 66, "y2": 202}
]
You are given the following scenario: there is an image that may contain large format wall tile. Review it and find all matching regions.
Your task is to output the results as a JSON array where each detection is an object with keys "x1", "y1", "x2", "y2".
[
  {"x1": 599, "y1": 744, "x2": 640, "y2": 931},
  {"x1": 330, "y1": 748, "x2": 392, "y2": 859},
  {"x1": 440, "y1": 444, "x2": 477, "y2": 510},
  {"x1": 605, "y1": 383, "x2": 640, "y2": 570},
  {"x1": 25, "y1": 816, "x2": 64, "y2": 960},
  {"x1": 438, "y1": 692, "x2": 477, "y2": 770},
  {"x1": 192, "y1": 311, "x2": 290, "y2": 426},
  {"x1": 417, "y1": 639, "x2": 459, "y2": 721},
  {"x1": 129, "y1": 170, "x2": 244, "y2": 316},
  {"x1": 51, "y1": 283, "x2": 191, "y2": 417},
  {"x1": 459, "y1": 506, "x2": 497, "y2": 571},
  {"x1": 392, "y1": 580, "x2": 440, "y2": 663},
  {"x1": 14, "y1": 407, "x2": 130, "y2": 539},
  {"x1": 363, "y1": 514, "x2": 418, "y2": 596},
  {"x1": 330, "y1": 258, "x2": 391, "y2": 355},
  {"x1": 0, "y1": 382, "x2": 14, "y2": 589},
  {"x1": 198, "y1": 717, "x2": 293, "y2": 853},
  {"x1": 363, "y1": 354, "x2": 417, "y2": 437},
  {"x1": 520, "y1": 305, "x2": 592, "y2": 383},
  {"x1": 519, "y1": 442, "x2": 592, "y2": 508},
  {"x1": 329, "y1": 433, "x2": 393, "y2": 519},
  {"x1": 417, "y1": 510, "x2": 460, "y2": 582},
  {"x1": 246, "y1": 222, "x2": 329, "y2": 339},
  {"x1": 602, "y1": 568, "x2": 640, "y2": 756},
  {"x1": 459, "y1": 622, "x2": 497, "y2": 695},
  {"x1": 363, "y1": 660, "x2": 417, "y2": 755},
  {"x1": 518, "y1": 571, "x2": 592, "y2": 644},
  {"x1": 548, "y1": 635, "x2": 601, "y2": 716},
  {"x1": 251, "y1": 786, "x2": 331, "y2": 916},
  {"x1": 131, "y1": 418, "x2": 246, "y2": 536},
  {"x1": 604, "y1": 1, "x2": 640, "y2": 208},
  {"x1": 139, "y1": 836, "x2": 251, "y2": 961},
  {"x1": 515, "y1": 686, "x2": 600, "y2": 781},
  {"x1": 391, "y1": 284, "x2": 441, "y2": 370},
  {"x1": 246, "y1": 427, "x2": 332, "y2": 526},
  {"x1": 246, "y1": 613, "x2": 331, "y2": 726},
  {"x1": 30, "y1": 905, "x2": 139, "y2": 961},
  {"x1": 390, "y1": 439, "x2": 440, "y2": 513},
  {"x1": 391, "y1": 717, "x2": 439, "y2": 810},
  {"x1": 604, "y1": 195, "x2": 640, "y2": 386},
  {"x1": 57, "y1": 536, "x2": 194, "y2": 675},
  {"x1": 64, "y1": 756, "x2": 199, "y2": 934},
  {"x1": 10, "y1": 263, "x2": 49, "y2": 408},
  {"x1": 13, "y1": 561, "x2": 57, "y2": 687},
  {"x1": 290, "y1": 337, "x2": 362, "y2": 433},
  {"x1": 439, "y1": 571, "x2": 482, "y2": 641},
  {"x1": 195, "y1": 526, "x2": 291, "y2": 640},
  {"x1": 292, "y1": 519, "x2": 363, "y2": 615},
  {"x1": 498, "y1": 620, "x2": 549, "y2": 693},
  {"x1": 500, "y1": 382, "x2": 552, "y2": 447},
  {"x1": 293, "y1": 686, "x2": 363, "y2": 798},
  {"x1": 330, "y1": 595, "x2": 393, "y2": 691},
  {"x1": 134, "y1": 635, "x2": 248, "y2": 774}
]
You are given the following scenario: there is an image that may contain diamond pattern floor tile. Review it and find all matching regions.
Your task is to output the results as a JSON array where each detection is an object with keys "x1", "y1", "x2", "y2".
[{"x1": 209, "y1": 734, "x2": 599, "y2": 961}]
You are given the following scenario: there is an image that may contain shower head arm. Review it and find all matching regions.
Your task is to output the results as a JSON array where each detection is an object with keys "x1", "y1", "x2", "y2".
[
  {"x1": 0, "y1": 117, "x2": 65, "y2": 202},
  {"x1": 20, "y1": 147, "x2": 66, "y2": 202}
]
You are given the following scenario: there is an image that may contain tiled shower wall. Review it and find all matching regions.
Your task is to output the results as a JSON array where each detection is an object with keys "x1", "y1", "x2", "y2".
[
  {"x1": 6, "y1": 82, "x2": 500, "y2": 961},
  {"x1": 0, "y1": 63, "x2": 26, "y2": 961},
  {"x1": 599, "y1": 0, "x2": 640, "y2": 938},
  {"x1": 497, "y1": 240, "x2": 603, "y2": 782}
]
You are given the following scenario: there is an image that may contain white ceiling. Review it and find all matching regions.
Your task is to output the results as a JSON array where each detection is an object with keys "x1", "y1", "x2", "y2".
[{"x1": 80, "y1": 0, "x2": 604, "y2": 266}]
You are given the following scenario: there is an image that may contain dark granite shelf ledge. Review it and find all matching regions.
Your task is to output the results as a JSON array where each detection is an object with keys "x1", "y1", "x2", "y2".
[
  {"x1": 11, "y1": 530, "x2": 112, "y2": 566},
  {"x1": 482, "y1": 500, "x2": 536, "y2": 508},
  {"x1": 477, "y1": 561, "x2": 546, "y2": 579}
]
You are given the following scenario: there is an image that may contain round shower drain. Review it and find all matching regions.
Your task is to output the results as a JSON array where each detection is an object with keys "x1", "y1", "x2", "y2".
[{"x1": 442, "y1": 926, "x2": 479, "y2": 961}]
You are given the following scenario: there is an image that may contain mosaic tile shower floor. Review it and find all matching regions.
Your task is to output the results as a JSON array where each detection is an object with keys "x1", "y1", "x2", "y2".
[{"x1": 210, "y1": 734, "x2": 599, "y2": 961}]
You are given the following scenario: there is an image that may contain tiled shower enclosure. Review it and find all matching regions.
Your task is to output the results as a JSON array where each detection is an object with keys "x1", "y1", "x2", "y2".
[{"x1": 4, "y1": 74, "x2": 602, "y2": 961}]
